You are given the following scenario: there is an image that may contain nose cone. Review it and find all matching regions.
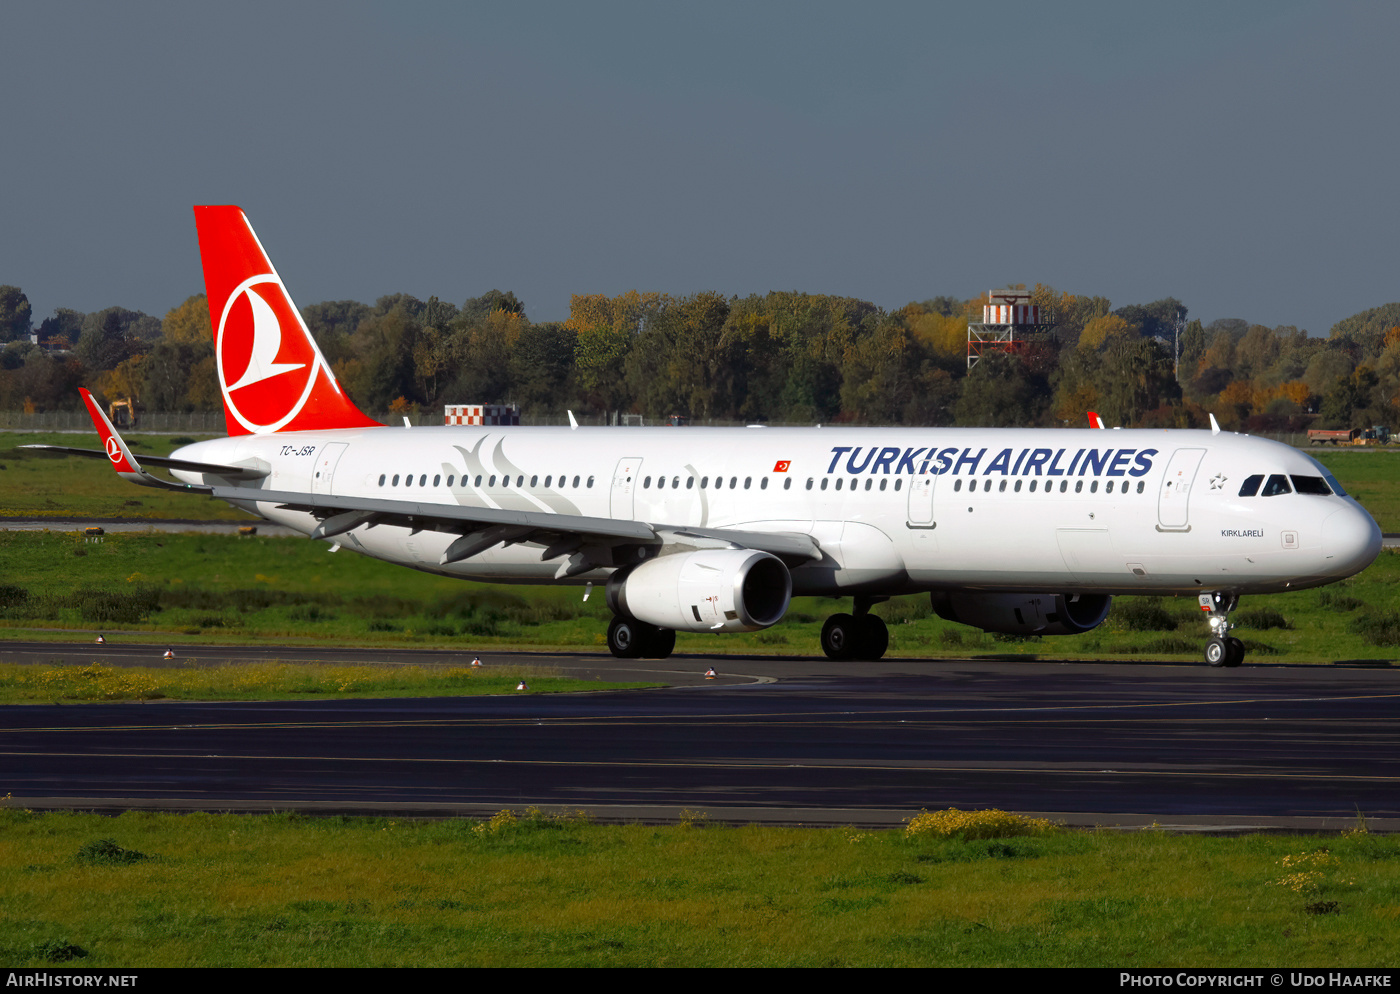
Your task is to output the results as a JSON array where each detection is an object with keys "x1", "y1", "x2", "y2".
[{"x1": 1321, "y1": 503, "x2": 1382, "y2": 579}]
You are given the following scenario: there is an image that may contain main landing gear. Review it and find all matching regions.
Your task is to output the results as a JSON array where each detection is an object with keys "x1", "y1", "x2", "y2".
[
  {"x1": 606, "y1": 616, "x2": 676, "y2": 659},
  {"x1": 820, "y1": 596, "x2": 889, "y2": 661},
  {"x1": 1200, "y1": 591, "x2": 1245, "y2": 668}
]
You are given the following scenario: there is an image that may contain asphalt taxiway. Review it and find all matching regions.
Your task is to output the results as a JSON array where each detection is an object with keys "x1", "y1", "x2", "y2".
[{"x1": 2, "y1": 642, "x2": 1397, "y2": 831}]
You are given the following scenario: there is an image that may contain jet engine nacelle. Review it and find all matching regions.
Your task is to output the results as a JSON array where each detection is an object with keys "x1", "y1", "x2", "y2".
[
  {"x1": 931, "y1": 591, "x2": 1112, "y2": 636},
  {"x1": 607, "y1": 549, "x2": 792, "y2": 633}
]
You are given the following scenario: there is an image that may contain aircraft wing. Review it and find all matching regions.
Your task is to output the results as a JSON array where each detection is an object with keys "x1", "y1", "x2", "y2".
[{"x1": 211, "y1": 484, "x2": 820, "y2": 575}]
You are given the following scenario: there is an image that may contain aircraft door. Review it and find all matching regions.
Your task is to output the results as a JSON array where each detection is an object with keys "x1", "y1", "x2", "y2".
[
  {"x1": 312, "y1": 442, "x2": 348, "y2": 495},
  {"x1": 611, "y1": 457, "x2": 642, "y2": 519},
  {"x1": 1157, "y1": 447, "x2": 1205, "y2": 530},
  {"x1": 906, "y1": 473, "x2": 936, "y2": 526}
]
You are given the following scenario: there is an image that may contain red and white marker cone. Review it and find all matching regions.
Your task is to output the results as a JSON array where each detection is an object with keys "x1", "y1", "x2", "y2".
[
  {"x1": 95, "y1": 635, "x2": 105, "y2": 644},
  {"x1": 704, "y1": 667, "x2": 717, "y2": 680},
  {"x1": 471, "y1": 656, "x2": 482, "y2": 668},
  {"x1": 516, "y1": 680, "x2": 528, "y2": 691},
  {"x1": 163, "y1": 649, "x2": 175, "y2": 659}
]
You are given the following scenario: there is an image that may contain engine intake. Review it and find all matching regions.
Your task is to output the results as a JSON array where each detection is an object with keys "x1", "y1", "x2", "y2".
[
  {"x1": 931, "y1": 591, "x2": 1112, "y2": 636},
  {"x1": 607, "y1": 549, "x2": 792, "y2": 633}
]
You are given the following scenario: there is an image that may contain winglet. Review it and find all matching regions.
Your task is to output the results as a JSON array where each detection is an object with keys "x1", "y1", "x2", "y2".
[
  {"x1": 1209, "y1": 413, "x2": 1221, "y2": 436},
  {"x1": 79, "y1": 388, "x2": 210, "y2": 492},
  {"x1": 1087, "y1": 411, "x2": 1106, "y2": 429}
]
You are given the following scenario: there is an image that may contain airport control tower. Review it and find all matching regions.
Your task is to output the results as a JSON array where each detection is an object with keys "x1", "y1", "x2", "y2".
[{"x1": 966, "y1": 287, "x2": 1056, "y2": 371}]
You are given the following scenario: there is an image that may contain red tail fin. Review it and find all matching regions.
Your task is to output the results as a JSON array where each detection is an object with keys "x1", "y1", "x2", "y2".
[{"x1": 193, "y1": 205, "x2": 379, "y2": 435}]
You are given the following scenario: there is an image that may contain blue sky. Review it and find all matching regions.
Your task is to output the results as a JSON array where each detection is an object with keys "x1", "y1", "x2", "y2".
[{"x1": 3, "y1": 1, "x2": 1395, "y2": 335}]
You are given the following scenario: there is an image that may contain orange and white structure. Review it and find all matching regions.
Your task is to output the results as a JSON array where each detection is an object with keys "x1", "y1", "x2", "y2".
[
  {"x1": 445, "y1": 405, "x2": 520, "y2": 426},
  {"x1": 967, "y1": 288, "x2": 1056, "y2": 371}
]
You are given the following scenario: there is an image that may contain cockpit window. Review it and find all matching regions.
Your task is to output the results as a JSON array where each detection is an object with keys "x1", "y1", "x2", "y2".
[
  {"x1": 1260, "y1": 474, "x2": 1293, "y2": 497},
  {"x1": 1291, "y1": 475, "x2": 1332, "y2": 495},
  {"x1": 1238, "y1": 475, "x2": 1263, "y2": 497}
]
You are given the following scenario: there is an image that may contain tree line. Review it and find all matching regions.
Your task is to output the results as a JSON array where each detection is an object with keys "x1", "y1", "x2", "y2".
[{"x1": 2, "y1": 280, "x2": 1398, "y2": 432}]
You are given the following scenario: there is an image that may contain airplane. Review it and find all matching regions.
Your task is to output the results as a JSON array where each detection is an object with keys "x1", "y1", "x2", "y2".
[{"x1": 28, "y1": 206, "x2": 1383, "y2": 668}]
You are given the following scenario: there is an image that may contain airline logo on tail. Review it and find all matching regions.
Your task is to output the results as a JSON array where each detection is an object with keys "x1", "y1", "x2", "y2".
[{"x1": 194, "y1": 206, "x2": 379, "y2": 435}]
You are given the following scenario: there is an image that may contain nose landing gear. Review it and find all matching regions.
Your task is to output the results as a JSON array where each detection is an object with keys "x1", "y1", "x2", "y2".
[{"x1": 1200, "y1": 592, "x2": 1244, "y2": 667}]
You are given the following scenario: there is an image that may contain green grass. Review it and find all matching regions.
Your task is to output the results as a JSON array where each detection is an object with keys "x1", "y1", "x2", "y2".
[
  {"x1": 0, "y1": 432, "x2": 255, "y2": 521},
  {"x1": 0, "y1": 809, "x2": 1395, "y2": 967},
  {"x1": 0, "y1": 660, "x2": 653, "y2": 703},
  {"x1": 1, "y1": 529, "x2": 1398, "y2": 662}
]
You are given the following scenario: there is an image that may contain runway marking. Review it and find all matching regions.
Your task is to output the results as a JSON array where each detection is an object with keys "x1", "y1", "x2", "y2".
[
  {"x1": 3, "y1": 691, "x2": 1399, "y2": 735},
  {"x1": 2, "y1": 750, "x2": 1398, "y2": 783}
]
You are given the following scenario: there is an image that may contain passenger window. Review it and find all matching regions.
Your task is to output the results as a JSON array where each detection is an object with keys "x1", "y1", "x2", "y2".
[
  {"x1": 1014, "y1": 480, "x2": 1021, "y2": 492},
  {"x1": 1239, "y1": 475, "x2": 1263, "y2": 497},
  {"x1": 760, "y1": 477, "x2": 768, "y2": 490},
  {"x1": 785, "y1": 478, "x2": 793, "y2": 490},
  {"x1": 434, "y1": 474, "x2": 441, "y2": 487},
  {"x1": 1136, "y1": 481, "x2": 1144, "y2": 493},
  {"x1": 573, "y1": 476, "x2": 581, "y2": 488},
  {"x1": 998, "y1": 480, "x2": 1006, "y2": 492},
  {"x1": 701, "y1": 476, "x2": 709, "y2": 488},
  {"x1": 745, "y1": 477, "x2": 752, "y2": 489},
  {"x1": 1060, "y1": 481, "x2": 1068, "y2": 493},
  {"x1": 1291, "y1": 475, "x2": 1332, "y2": 495},
  {"x1": 806, "y1": 478, "x2": 814, "y2": 490},
  {"x1": 489, "y1": 475, "x2": 496, "y2": 487},
  {"x1": 894, "y1": 479, "x2": 902, "y2": 491},
  {"x1": 1261, "y1": 474, "x2": 1292, "y2": 497},
  {"x1": 405, "y1": 474, "x2": 413, "y2": 487},
  {"x1": 587, "y1": 476, "x2": 594, "y2": 487},
  {"x1": 820, "y1": 478, "x2": 828, "y2": 491},
  {"x1": 1029, "y1": 479, "x2": 1037, "y2": 492},
  {"x1": 835, "y1": 479, "x2": 843, "y2": 491},
  {"x1": 1104, "y1": 480, "x2": 1113, "y2": 493},
  {"x1": 378, "y1": 474, "x2": 386, "y2": 486},
  {"x1": 1090, "y1": 480, "x2": 1097, "y2": 493},
  {"x1": 474, "y1": 475, "x2": 482, "y2": 486},
  {"x1": 687, "y1": 477, "x2": 695, "y2": 489},
  {"x1": 420, "y1": 475, "x2": 427, "y2": 487},
  {"x1": 954, "y1": 479, "x2": 963, "y2": 492},
  {"x1": 879, "y1": 479, "x2": 887, "y2": 491},
  {"x1": 1075, "y1": 480, "x2": 1083, "y2": 493},
  {"x1": 983, "y1": 479, "x2": 992, "y2": 492},
  {"x1": 391, "y1": 474, "x2": 399, "y2": 486},
  {"x1": 730, "y1": 477, "x2": 738, "y2": 488},
  {"x1": 865, "y1": 479, "x2": 872, "y2": 491}
]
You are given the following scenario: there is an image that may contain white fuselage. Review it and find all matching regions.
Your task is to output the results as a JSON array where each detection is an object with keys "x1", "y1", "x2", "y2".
[{"x1": 171, "y1": 425, "x2": 1381, "y2": 597}]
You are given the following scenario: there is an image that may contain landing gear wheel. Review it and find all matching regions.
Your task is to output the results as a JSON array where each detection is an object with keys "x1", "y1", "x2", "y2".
[
  {"x1": 607, "y1": 616, "x2": 646, "y2": 659},
  {"x1": 607, "y1": 617, "x2": 675, "y2": 659},
  {"x1": 1205, "y1": 637, "x2": 1228, "y2": 667},
  {"x1": 643, "y1": 627, "x2": 676, "y2": 659},
  {"x1": 1224, "y1": 636, "x2": 1245, "y2": 668},
  {"x1": 856, "y1": 614, "x2": 889, "y2": 661},
  {"x1": 821, "y1": 613, "x2": 858, "y2": 660}
]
